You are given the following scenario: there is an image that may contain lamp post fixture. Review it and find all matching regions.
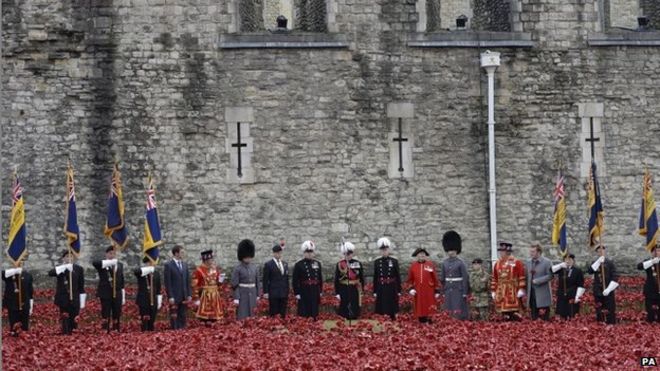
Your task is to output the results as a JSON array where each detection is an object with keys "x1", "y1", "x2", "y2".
[{"x1": 480, "y1": 50, "x2": 501, "y2": 267}]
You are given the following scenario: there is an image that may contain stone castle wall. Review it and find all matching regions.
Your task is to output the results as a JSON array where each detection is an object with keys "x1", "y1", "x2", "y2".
[{"x1": 2, "y1": 0, "x2": 660, "y2": 281}]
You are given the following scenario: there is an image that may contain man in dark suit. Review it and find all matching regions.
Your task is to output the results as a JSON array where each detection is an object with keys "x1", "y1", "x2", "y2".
[
  {"x1": 2, "y1": 261, "x2": 34, "y2": 336},
  {"x1": 48, "y1": 250, "x2": 85, "y2": 335},
  {"x1": 164, "y1": 245, "x2": 192, "y2": 329},
  {"x1": 92, "y1": 246, "x2": 125, "y2": 332},
  {"x1": 134, "y1": 256, "x2": 162, "y2": 331},
  {"x1": 637, "y1": 244, "x2": 660, "y2": 323},
  {"x1": 263, "y1": 240, "x2": 290, "y2": 318}
]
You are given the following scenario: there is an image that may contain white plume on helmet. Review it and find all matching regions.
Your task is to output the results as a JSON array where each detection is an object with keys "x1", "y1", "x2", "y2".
[
  {"x1": 339, "y1": 241, "x2": 355, "y2": 255},
  {"x1": 301, "y1": 240, "x2": 316, "y2": 253},
  {"x1": 376, "y1": 237, "x2": 392, "y2": 249}
]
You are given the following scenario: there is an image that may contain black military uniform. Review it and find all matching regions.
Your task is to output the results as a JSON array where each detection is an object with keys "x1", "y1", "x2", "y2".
[
  {"x1": 292, "y1": 248, "x2": 323, "y2": 319},
  {"x1": 2, "y1": 268, "x2": 34, "y2": 335},
  {"x1": 637, "y1": 253, "x2": 660, "y2": 323},
  {"x1": 92, "y1": 257, "x2": 125, "y2": 332},
  {"x1": 554, "y1": 261, "x2": 584, "y2": 319},
  {"x1": 134, "y1": 265, "x2": 162, "y2": 331},
  {"x1": 334, "y1": 243, "x2": 364, "y2": 320},
  {"x1": 372, "y1": 244, "x2": 401, "y2": 320},
  {"x1": 587, "y1": 254, "x2": 618, "y2": 324},
  {"x1": 48, "y1": 262, "x2": 85, "y2": 335}
]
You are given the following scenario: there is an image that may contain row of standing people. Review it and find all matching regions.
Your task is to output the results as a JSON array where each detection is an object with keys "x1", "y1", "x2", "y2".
[
  {"x1": 3, "y1": 235, "x2": 659, "y2": 335},
  {"x1": 489, "y1": 240, "x2": 660, "y2": 324}
]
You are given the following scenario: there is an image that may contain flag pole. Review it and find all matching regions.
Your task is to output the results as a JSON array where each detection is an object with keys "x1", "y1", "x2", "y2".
[{"x1": 68, "y1": 247, "x2": 73, "y2": 301}]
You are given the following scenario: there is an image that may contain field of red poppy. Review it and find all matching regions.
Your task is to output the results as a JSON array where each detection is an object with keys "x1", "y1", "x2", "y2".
[{"x1": 2, "y1": 276, "x2": 658, "y2": 370}]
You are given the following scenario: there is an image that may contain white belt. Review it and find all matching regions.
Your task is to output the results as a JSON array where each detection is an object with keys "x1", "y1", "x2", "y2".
[
  {"x1": 239, "y1": 283, "x2": 256, "y2": 288},
  {"x1": 446, "y1": 278, "x2": 463, "y2": 282}
]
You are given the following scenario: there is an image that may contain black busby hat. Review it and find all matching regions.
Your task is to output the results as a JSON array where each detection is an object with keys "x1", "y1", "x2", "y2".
[
  {"x1": 497, "y1": 241, "x2": 513, "y2": 252},
  {"x1": 272, "y1": 244, "x2": 283, "y2": 253},
  {"x1": 201, "y1": 249, "x2": 213, "y2": 261},
  {"x1": 442, "y1": 230, "x2": 462, "y2": 254},
  {"x1": 238, "y1": 239, "x2": 256, "y2": 261},
  {"x1": 412, "y1": 248, "x2": 430, "y2": 257}
]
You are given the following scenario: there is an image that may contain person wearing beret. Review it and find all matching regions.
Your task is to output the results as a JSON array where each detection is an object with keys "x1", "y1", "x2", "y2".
[
  {"x1": 491, "y1": 241, "x2": 525, "y2": 321},
  {"x1": 192, "y1": 249, "x2": 225, "y2": 322},
  {"x1": 468, "y1": 258, "x2": 490, "y2": 321},
  {"x1": 588, "y1": 243, "x2": 619, "y2": 324},
  {"x1": 406, "y1": 247, "x2": 439, "y2": 323},
  {"x1": 551, "y1": 253, "x2": 585, "y2": 320},
  {"x1": 263, "y1": 239, "x2": 290, "y2": 318}
]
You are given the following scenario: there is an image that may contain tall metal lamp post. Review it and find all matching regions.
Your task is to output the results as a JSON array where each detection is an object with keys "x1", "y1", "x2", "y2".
[{"x1": 480, "y1": 50, "x2": 501, "y2": 267}]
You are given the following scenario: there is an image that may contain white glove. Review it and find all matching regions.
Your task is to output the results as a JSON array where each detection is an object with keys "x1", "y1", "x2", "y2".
[
  {"x1": 233, "y1": 299, "x2": 239, "y2": 305},
  {"x1": 653, "y1": 257, "x2": 660, "y2": 265},
  {"x1": 157, "y1": 295, "x2": 163, "y2": 310},
  {"x1": 643, "y1": 259, "x2": 656, "y2": 270},
  {"x1": 575, "y1": 287, "x2": 586, "y2": 303},
  {"x1": 140, "y1": 266, "x2": 155, "y2": 277},
  {"x1": 55, "y1": 264, "x2": 68, "y2": 275},
  {"x1": 80, "y1": 293, "x2": 87, "y2": 309},
  {"x1": 409, "y1": 289, "x2": 416, "y2": 296},
  {"x1": 603, "y1": 281, "x2": 619, "y2": 296},
  {"x1": 373, "y1": 293, "x2": 377, "y2": 298},
  {"x1": 122, "y1": 289, "x2": 126, "y2": 305},
  {"x1": 434, "y1": 293, "x2": 440, "y2": 299},
  {"x1": 264, "y1": 293, "x2": 269, "y2": 299},
  {"x1": 491, "y1": 292, "x2": 496, "y2": 300},
  {"x1": 194, "y1": 300, "x2": 200, "y2": 307},
  {"x1": 29, "y1": 299, "x2": 34, "y2": 315},
  {"x1": 517, "y1": 289, "x2": 525, "y2": 298},
  {"x1": 102, "y1": 259, "x2": 118, "y2": 269},
  {"x1": 295, "y1": 294, "x2": 301, "y2": 300},
  {"x1": 218, "y1": 273, "x2": 226, "y2": 283},
  {"x1": 335, "y1": 294, "x2": 341, "y2": 300},
  {"x1": 551, "y1": 262, "x2": 567, "y2": 273},
  {"x1": 4, "y1": 267, "x2": 22, "y2": 278},
  {"x1": 591, "y1": 257, "x2": 604, "y2": 272}
]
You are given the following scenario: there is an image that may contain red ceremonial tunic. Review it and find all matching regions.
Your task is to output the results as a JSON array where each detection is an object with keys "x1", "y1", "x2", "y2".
[
  {"x1": 192, "y1": 264, "x2": 225, "y2": 320},
  {"x1": 406, "y1": 261, "x2": 439, "y2": 318},
  {"x1": 491, "y1": 256, "x2": 526, "y2": 313}
]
